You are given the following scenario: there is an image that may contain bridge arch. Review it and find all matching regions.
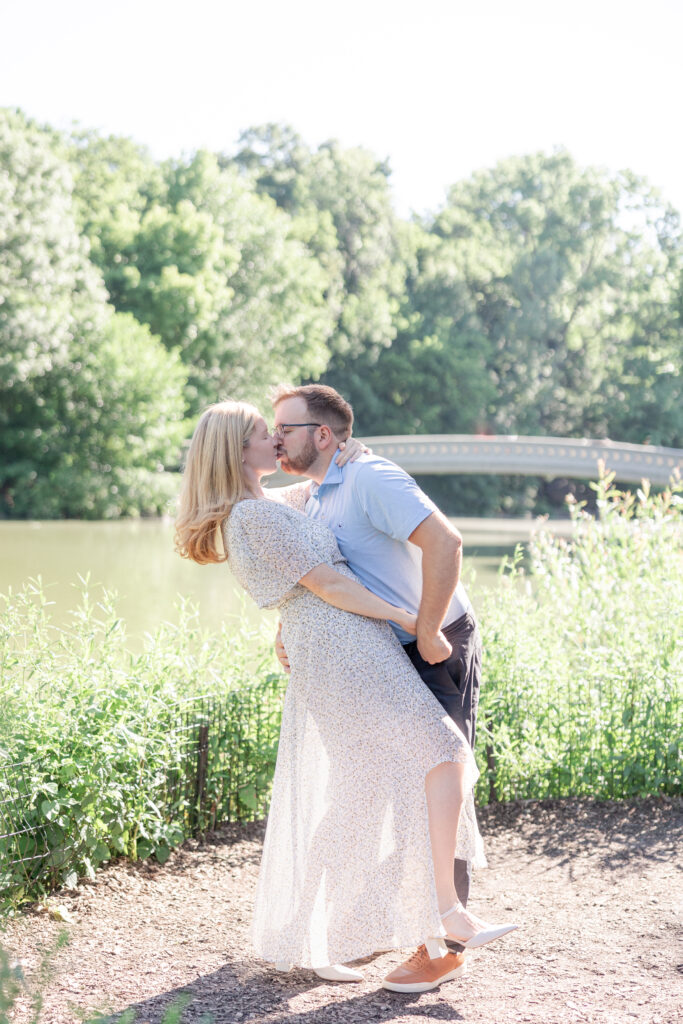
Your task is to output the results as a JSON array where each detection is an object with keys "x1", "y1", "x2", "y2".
[{"x1": 358, "y1": 435, "x2": 682, "y2": 487}]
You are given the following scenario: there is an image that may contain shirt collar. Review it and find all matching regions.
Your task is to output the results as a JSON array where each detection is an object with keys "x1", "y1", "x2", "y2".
[{"x1": 310, "y1": 450, "x2": 344, "y2": 496}]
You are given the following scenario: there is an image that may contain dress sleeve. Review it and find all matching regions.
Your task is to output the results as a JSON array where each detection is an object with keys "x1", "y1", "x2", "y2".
[
  {"x1": 266, "y1": 481, "x2": 311, "y2": 514},
  {"x1": 226, "y1": 499, "x2": 325, "y2": 609}
]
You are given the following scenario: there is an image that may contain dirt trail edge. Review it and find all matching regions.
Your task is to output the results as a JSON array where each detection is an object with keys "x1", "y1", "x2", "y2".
[{"x1": 4, "y1": 797, "x2": 681, "y2": 1024}]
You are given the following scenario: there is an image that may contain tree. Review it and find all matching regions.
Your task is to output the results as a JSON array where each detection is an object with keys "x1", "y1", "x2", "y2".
[
  {"x1": 0, "y1": 110, "x2": 188, "y2": 518},
  {"x1": 320, "y1": 221, "x2": 493, "y2": 436},
  {"x1": 431, "y1": 151, "x2": 683, "y2": 443},
  {"x1": 72, "y1": 140, "x2": 334, "y2": 412},
  {"x1": 0, "y1": 109, "x2": 107, "y2": 386},
  {"x1": 68, "y1": 129, "x2": 164, "y2": 309},
  {"x1": 1, "y1": 313, "x2": 187, "y2": 518},
  {"x1": 228, "y1": 126, "x2": 406, "y2": 372}
]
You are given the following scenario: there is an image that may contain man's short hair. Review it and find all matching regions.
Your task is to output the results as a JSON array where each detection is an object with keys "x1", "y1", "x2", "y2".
[{"x1": 271, "y1": 384, "x2": 354, "y2": 440}]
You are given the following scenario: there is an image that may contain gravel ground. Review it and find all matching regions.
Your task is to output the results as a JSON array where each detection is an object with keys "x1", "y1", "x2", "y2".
[{"x1": 3, "y1": 797, "x2": 681, "y2": 1024}]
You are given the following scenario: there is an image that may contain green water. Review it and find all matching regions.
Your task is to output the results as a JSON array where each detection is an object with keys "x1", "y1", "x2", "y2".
[{"x1": 0, "y1": 516, "x2": 573, "y2": 645}]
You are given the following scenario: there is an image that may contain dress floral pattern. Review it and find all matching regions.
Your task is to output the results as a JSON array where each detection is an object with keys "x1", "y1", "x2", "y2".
[{"x1": 224, "y1": 497, "x2": 483, "y2": 969}]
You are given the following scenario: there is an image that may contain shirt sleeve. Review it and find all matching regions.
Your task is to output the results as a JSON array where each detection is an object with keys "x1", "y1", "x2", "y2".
[
  {"x1": 352, "y1": 460, "x2": 437, "y2": 542},
  {"x1": 225, "y1": 499, "x2": 325, "y2": 609}
]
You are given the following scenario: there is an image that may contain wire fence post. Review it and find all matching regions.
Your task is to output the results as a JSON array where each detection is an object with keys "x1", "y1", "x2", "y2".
[{"x1": 192, "y1": 719, "x2": 210, "y2": 832}]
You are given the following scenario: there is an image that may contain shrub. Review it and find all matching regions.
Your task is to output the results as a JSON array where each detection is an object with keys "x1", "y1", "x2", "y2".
[
  {"x1": 0, "y1": 584, "x2": 284, "y2": 910},
  {"x1": 477, "y1": 473, "x2": 683, "y2": 803}
]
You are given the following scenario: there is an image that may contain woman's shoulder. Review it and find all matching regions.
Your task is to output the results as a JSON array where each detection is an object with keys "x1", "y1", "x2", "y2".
[{"x1": 227, "y1": 497, "x2": 304, "y2": 529}]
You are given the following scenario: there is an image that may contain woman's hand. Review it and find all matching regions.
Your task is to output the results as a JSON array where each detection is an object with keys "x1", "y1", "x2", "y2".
[
  {"x1": 393, "y1": 609, "x2": 418, "y2": 635},
  {"x1": 335, "y1": 436, "x2": 371, "y2": 466}
]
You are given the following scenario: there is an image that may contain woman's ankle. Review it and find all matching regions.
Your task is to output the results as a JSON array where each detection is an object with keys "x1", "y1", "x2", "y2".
[{"x1": 438, "y1": 896, "x2": 461, "y2": 917}]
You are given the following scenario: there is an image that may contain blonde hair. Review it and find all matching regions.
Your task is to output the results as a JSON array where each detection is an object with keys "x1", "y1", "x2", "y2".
[{"x1": 175, "y1": 400, "x2": 260, "y2": 564}]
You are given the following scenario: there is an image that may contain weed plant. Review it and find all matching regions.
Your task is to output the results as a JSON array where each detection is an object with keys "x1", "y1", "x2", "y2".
[
  {"x1": 0, "y1": 590, "x2": 284, "y2": 910},
  {"x1": 477, "y1": 473, "x2": 682, "y2": 803},
  {"x1": 0, "y1": 935, "x2": 208, "y2": 1024}
]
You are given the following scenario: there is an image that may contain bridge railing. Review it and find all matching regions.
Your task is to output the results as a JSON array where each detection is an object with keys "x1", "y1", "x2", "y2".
[{"x1": 353, "y1": 435, "x2": 682, "y2": 486}]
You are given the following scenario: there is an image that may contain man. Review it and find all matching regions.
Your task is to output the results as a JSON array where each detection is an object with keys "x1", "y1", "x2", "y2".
[{"x1": 272, "y1": 383, "x2": 482, "y2": 994}]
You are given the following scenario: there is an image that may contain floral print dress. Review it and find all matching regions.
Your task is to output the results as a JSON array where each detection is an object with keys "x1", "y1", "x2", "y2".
[{"x1": 224, "y1": 496, "x2": 483, "y2": 969}]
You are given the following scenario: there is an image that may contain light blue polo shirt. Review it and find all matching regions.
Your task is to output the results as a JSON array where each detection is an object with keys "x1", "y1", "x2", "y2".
[{"x1": 305, "y1": 452, "x2": 471, "y2": 643}]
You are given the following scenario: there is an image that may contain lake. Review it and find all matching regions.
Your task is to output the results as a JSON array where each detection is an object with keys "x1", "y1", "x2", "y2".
[{"x1": 0, "y1": 515, "x2": 573, "y2": 645}]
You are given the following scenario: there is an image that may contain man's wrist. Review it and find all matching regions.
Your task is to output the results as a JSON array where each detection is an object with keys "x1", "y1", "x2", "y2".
[{"x1": 416, "y1": 618, "x2": 442, "y2": 638}]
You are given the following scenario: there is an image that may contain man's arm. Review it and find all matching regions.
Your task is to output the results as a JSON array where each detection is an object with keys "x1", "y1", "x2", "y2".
[{"x1": 408, "y1": 510, "x2": 463, "y2": 664}]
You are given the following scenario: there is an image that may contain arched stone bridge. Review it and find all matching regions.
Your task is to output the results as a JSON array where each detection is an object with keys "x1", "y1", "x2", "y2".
[{"x1": 359, "y1": 435, "x2": 683, "y2": 486}]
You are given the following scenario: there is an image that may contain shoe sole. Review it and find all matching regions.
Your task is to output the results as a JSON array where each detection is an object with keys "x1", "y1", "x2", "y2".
[
  {"x1": 463, "y1": 924, "x2": 518, "y2": 950},
  {"x1": 381, "y1": 962, "x2": 467, "y2": 993}
]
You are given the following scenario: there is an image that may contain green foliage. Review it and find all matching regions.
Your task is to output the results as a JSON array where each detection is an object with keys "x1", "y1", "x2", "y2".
[
  {"x1": 2, "y1": 110, "x2": 682, "y2": 521},
  {"x1": 0, "y1": 931, "x2": 69, "y2": 1024},
  {"x1": 0, "y1": 110, "x2": 107, "y2": 387},
  {"x1": 431, "y1": 151, "x2": 683, "y2": 443},
  {"x1": 72, "y1": 143, "x2": 334, "y2": 412},
  {"x1": 476, "y1": 472, "x2": 683, "y2": 803},
  {"x1": 230, "y1": 124, "x2": 405, "y2": 368},
  {"x1": 321, "y1": 222, "x2": 494, "y2": 436},
  {"x1": 0, "y1": 583, "x2": 285, "y2": 910},
  {"x1": 1, "y1": 313, "x2": 187, "y2": 517},
  {"x1": 0, "y1": 937, "x2": 205, "y2": 1024},
  {"x1": 0, "y1": 110, "x2": 189, "y2": 520}
]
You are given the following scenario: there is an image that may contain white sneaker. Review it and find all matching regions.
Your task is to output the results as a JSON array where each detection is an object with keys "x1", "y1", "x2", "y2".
[{"x1": 313, "y1": 963, "x2": 364, "y2": 982}]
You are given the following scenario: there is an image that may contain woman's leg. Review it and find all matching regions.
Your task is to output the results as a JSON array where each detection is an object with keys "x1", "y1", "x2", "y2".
[
  {"x1": 425, "y1": 762, "x2": 517, "y2": 947},
  {"x1": 425, "y1": 761, "x2": 466, "y2": 915}
]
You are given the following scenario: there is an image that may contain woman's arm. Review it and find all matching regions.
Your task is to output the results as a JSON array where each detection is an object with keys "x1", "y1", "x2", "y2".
[
  {"x1": 270, "y1": 481, "x2": 312, "y2": 511},
  {"x1": 298, "y1": 564, "x2": 416, "y2": 635}
]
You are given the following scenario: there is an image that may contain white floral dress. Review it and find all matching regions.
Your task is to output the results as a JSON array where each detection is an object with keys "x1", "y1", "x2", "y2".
[{"x1": 224, "y1": 496, "x2": 483, "y2": 969}]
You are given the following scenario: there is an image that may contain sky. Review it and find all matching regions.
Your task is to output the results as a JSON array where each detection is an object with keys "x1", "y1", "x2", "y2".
[{"x1": 2, "y1": 0, "x2": 682, "y2": 217}]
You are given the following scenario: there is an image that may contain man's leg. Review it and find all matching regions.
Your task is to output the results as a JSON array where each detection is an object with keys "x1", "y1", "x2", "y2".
[{"x1": 404, "y1": 611, "x2": 482, "y2": 951}]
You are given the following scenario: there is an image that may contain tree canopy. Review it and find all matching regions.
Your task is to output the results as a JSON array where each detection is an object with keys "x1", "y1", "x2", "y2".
[{"x1": 1, "y1": 109, "x2": 681, "y2": 518}]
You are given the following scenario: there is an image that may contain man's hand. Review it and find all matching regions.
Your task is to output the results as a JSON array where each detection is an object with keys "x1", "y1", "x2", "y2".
[
  {"x1": 416, "y1": 627, "x2": 452, "y2": 665},
  {"x1": 275, "y1": 622, "x2": 290, "y2": 673}
]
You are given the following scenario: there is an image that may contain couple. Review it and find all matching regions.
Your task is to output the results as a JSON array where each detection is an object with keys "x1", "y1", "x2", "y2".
[{"x1": 175, "y1": 383, "x2": 517, "y2": 994}]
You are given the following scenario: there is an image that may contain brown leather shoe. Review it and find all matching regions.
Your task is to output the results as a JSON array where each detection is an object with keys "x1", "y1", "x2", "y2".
[{"x1": 381, "y1": 944, "x2": 467, "y2": 993}]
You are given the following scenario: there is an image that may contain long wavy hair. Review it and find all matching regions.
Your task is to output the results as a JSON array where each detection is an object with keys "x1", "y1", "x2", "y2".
[{"x1": 175, "y1": 400, "x2": 260, "y2": 564}]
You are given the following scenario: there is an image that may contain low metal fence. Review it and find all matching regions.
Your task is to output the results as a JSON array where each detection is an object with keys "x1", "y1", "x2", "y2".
[{"x1": 0, "y1": 681, "x2": 284, "y2": 910}]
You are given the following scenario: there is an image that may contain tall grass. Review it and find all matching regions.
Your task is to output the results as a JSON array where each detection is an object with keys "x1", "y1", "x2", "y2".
[{"x1": 477, "y1": 473, "x2": 682, "y2": 802}]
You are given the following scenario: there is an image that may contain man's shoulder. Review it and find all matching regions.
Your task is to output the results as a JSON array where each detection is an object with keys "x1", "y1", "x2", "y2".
[
  {"x1": 344, "y1": 453, "x2": 435, "y2": 504},
  {"x1": 344, "y1": 452, "x2": 412, "y2": 485}
]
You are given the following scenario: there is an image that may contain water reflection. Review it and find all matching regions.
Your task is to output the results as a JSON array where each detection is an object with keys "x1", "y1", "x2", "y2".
[{"x1": 0, "y1": 516, "x2": 572, "y2": 647}]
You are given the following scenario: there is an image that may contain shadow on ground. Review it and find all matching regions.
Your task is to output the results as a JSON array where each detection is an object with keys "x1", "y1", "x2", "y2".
[
  {"x1": 96, "y1": 958, "x2": 464, "y2": 1024},
  {"x1": 477, "y1": 795, "x2": 682, "y2": 870}
]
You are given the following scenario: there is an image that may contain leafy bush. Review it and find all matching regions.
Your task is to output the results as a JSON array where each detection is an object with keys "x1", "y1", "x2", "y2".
[
  {"x1": 0, "y1": 585, "x2": 284, "y2": 910},
  {"x1": 477, "y1": 473, "x2": 683, "y2": 803}
]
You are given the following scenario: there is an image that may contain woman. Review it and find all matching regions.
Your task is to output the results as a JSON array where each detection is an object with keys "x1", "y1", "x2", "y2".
[{"x1": 175, "y1": 401, "x2": 516, "y2": 981}]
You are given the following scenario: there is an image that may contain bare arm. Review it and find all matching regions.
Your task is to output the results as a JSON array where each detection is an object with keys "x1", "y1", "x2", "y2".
[
  {"x1": 275, "y1": 621, "x2": 290, "y2": 673},
  {"x1": 274, "y1": 564, "x2": 416, "y2": 674},
  {"x1": 299, "y1": 564, "x2": 417, "y2": 636},
  {"x1": 408, "y1": 510, "x2": 463, "y2": 664}
]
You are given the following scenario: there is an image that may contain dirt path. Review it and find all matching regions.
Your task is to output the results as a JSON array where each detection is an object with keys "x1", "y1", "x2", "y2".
[{"x1": 3, "y1": 798, "x2": 681, "y2": 1024}]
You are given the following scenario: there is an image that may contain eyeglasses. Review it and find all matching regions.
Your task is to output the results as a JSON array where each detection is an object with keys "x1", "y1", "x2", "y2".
[{"x1": 273, "y1": 422, "x2": 321, "y2": 437}]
